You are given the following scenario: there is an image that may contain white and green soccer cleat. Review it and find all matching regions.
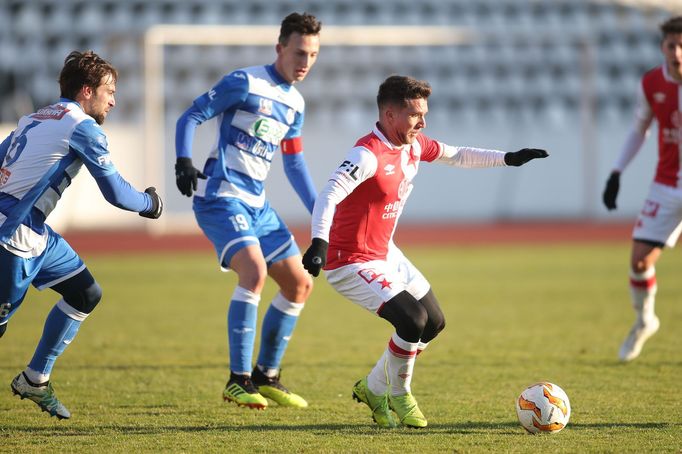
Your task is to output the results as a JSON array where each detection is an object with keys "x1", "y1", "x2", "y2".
[
  {"x1": 251, "y1": 367, "x2": 308, "y2": 408},
  {"x1": 11, "y1": 372, "x2": 71, "y2": 419},
  {"x1": 222, "y1": 373, "x2": 268, "y2": 410},
  {"x1": 389, "y1": 392, "x2": 427, "y2": 428},
  {"x1": 352, "y1": 378, "x2": 396, "y2": 428},
  {"x1": 619, "y1": 315, "x2": 660, "y2": 362}
]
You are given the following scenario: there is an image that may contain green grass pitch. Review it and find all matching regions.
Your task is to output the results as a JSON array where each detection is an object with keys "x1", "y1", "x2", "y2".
[{"x1": 1, "y1": 243, "x2": 681, "y2": 452}]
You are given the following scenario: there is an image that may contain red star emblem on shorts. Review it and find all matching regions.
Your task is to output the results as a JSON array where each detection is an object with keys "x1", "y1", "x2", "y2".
[{"x1": 379, "y1": 278, "x2": 392, "y2": 289}]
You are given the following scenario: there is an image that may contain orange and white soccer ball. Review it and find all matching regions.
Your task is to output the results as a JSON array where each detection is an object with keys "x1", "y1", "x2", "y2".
[{"x1": 516, "y1": 382, "x2": 571, "y2": 434}]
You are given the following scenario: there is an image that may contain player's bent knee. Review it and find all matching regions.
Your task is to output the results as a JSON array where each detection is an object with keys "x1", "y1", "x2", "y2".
[
  {"x1": 422, "y1": 316, "x2": 446, "y2": 343},
  {"x1": 379, "y1": 290, "x2": 428, "y2": 342},
  {"x1": 63, "y1": 282, "x2": 103, "y2": 314},
  {"x1": 52, "y1": 268, "x2": 103, "y2": 314},
  {"x1": 418, "y1": 289, "x2": 446, "y2": 342},
  {"x1": 279, "y1": 272, "x2": 313, "y2": 302},
  {"x1": 298, "y1": 275, "x2": 313, "y2": 300}
]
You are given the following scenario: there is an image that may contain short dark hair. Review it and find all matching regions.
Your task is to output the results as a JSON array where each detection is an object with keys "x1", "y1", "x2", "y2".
[
  {"x1": 660, "y1": 16, "x2": 682, "y2": 38},
  {"x1": 377, "y1": 75, "x2": 432, "y2": 109},
  {"x1": 278, "y1": 12, "x2": 321, "y2": 45},
  {"x1": 59, "y1": 50, "x2": 117, "y2": 100}
]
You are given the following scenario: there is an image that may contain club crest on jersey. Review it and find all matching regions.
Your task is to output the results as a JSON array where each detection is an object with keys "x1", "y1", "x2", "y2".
[
  {"x1": 398, "y1": 178, "x2": 410, "y2": 199},
  {"x1": 286, "y1": 108, "x2": 295, "y2": 125},
  {"x1": 653, "y1": 92, "x2": 666, "y2": 103},
  {"x1": 384, "y1": 164, "x2": 395, "y2": 175},
  {"x1": 258, "y1": 98, "x2": 273, "y2": 116}
]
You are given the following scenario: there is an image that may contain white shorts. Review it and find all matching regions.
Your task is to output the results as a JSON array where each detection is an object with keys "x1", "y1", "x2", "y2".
[
  {"x1": 324, "y1": 245, "x2": 430, "y2": 314},
  {"x1": 632, "y1": 182, "x2": 682, "y2": 248}
]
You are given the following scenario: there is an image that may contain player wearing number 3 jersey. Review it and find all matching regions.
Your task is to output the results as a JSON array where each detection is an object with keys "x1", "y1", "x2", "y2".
[
  {"x1": 302, "y1": 75, "x2": 548, "y2": 428},
  {"x1": 174, "y1": 13, "x2": 320, "y2": 409}
]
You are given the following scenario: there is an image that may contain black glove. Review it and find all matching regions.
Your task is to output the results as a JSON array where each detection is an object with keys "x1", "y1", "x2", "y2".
[
  {"x1": 602, "y1": 171, "x2": 620, "y2": 211},
  {"x1": 504, "y1": 148, "x2": 549, "y2": 167},
  {"x1": 139, "y1": 187, "x2": 163, "y2": 219},
  {"x1": 175, "y1": 157, "x2": 206, "y2": 197},
  {"x1": 302, "y1": 238, "x2": 329, "y2": 277}
]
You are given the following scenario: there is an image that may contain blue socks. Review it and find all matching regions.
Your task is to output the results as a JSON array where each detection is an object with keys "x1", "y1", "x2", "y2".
[
  {"x1": 227, "y1": 289, "x2": 305, "y2": 376},
  {"x1": 257, "y1": 293, "x2": 304, "y2": 375},
  {"x1": 227, "y1": 287, "x2": 260, "y2": 375},
  {"x1": 27, "y1": 300, "x2": 87, "y2": 382}
]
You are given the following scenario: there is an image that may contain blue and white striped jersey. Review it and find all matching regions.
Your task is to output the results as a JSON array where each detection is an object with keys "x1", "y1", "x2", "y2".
[
  {"x1": 0, "y1": 99, "x2": 147, "y2": 258},
  {"x1": 176, "y1": 64, "x2": 306, "y2": 208}
]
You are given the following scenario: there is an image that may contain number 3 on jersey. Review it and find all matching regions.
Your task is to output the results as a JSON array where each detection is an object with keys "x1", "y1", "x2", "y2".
[{"x1": 229, "y1": 214, "x2": 249, "y2": 231}]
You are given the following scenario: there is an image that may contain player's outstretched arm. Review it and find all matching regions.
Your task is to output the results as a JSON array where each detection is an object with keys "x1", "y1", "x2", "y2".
[
  {"x1": 504, "y1": 148, "x2": 549, "y2": 166},
  {"x1": 602, "y1": 171, "x2": 620, "y2": 211},
  {"x1": 94, "y1": 173, "x2": 162, "y2": 219},
  {"x1": 302, "y1": 238, "x2": 328, "y2": 277}
]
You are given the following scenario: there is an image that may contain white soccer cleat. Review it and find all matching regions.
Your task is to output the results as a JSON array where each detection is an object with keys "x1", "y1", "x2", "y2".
[
  {"x1": 11, "y1": 372, "x2": 71, "y2": 419},
  {"x1": 619, "y1": 316, "x2": 660, "y2": 362}
]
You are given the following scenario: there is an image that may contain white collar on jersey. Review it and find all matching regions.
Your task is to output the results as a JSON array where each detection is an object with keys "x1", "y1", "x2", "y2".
[
  {"x1": 662, "y1": 63, "x2": 682, "y2": 85},
  {"x1": 373, "y1": 123, "x2": 409, "y2": 151}
]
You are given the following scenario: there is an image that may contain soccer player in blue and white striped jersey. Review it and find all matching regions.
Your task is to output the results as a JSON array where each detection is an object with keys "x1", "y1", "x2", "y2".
[
  {"x1": 174, "y1": 13, "x2": 320, "y2": 409},
  {"x1": 0, "y1": 51, "x2": 163, "y2": 419}
]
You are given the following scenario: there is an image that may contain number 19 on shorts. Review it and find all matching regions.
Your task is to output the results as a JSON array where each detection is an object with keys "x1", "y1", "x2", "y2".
[{"x1": 229, "y1": 214, "x2": 249, "y2": 231}]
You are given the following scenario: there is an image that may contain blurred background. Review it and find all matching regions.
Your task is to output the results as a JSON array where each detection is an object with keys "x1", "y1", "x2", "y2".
[{"x1": 1, "y1": 0, "x2": 681, "y2": 234}]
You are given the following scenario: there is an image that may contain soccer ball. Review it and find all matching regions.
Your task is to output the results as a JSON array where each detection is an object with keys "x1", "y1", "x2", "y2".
[{"x1": 516, "y1": 382, "x2": 571, "y2": 434}]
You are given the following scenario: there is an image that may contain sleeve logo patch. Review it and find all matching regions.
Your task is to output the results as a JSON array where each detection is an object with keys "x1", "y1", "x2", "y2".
[{"x1": 97, "y1": 155, "x2": 112, "y2": 166}]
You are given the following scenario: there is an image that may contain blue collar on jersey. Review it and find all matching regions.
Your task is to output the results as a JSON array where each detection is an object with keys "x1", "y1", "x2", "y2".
[
  {"x1": 266, "y1": 64, "x2": 292, "y2": 91},
  {"x1": 59, "y1": 97, "x2": 82, "y2": 109}
]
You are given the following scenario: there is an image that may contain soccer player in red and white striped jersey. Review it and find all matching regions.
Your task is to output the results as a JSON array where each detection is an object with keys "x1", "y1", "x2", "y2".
[
  {"x1": 602, "y1": 16, "x2": 682, "y2": 362},
  {"x1": 302, "y1": 75, "x2": 547, "y2": 428}
]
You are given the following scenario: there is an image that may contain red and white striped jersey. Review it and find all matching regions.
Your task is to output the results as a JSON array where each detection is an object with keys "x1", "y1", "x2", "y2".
[
  {"x1": 614, "y1": 65, "x2": 682, "y2": 187},
  {"x1": 311, "y1": 125, "x2": 506, "y2": 269}
]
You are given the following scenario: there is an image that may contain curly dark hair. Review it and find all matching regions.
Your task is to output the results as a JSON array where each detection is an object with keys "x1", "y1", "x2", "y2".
[
  {"x1": 278, "y1": 12, "x2": 321, "y2": 45},
  {"x1": 58, "y1": 50, "x2": 118, "y2": 100},
  {"x1": 377, "y1": 75, "x2": 432, "y2": 108},
  {"x1": 660, "y1": 16, "x2": 682, "y2": 38}
]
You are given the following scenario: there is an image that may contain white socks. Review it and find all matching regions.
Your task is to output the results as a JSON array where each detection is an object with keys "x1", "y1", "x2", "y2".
[
  {"x1": 629, "y1": 267, "x2": 657, "y2": 325},
  {"x1": 367, "y1": 333, "x2": 419, "y2": 396}
]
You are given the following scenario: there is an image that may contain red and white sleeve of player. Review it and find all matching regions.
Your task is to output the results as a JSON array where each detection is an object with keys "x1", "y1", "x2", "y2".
[
  {"x1": 612, "y1": 84, "x2": 654, "y2": 173},
  {"x1": 436, "y1": 142, "x2": 507, "y2": 168},
  {"x1": 311, "y1": 146, "x2": 377, "y2": 241}
]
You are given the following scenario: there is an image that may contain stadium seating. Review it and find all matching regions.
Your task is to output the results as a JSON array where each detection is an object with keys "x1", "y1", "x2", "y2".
[{"x1": 0, "y1": 0, "x2": 672, "y2": 124}]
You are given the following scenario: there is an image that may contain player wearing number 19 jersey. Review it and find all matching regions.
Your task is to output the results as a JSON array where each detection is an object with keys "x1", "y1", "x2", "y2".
[
  {"x1": 174, "y1": 13, "x2": 320, "y2": 409},
  {"x1": 0, "y1": 51, "x2": 162, "y2": 419},
  {"x1": 302, "y1": 75, "x2": 548, "y2": 428},
  {"x1": 602, "y1": 16, "x2": 682, "y2": 362}
]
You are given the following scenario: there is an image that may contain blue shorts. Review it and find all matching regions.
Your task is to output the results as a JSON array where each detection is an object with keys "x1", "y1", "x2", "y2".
[
  {"x1": 0, "y1": 226, "x2": 85, "y2": 325},
  {"x1": 193, "y1": 197, "x2": 299, "y2": 270}
]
